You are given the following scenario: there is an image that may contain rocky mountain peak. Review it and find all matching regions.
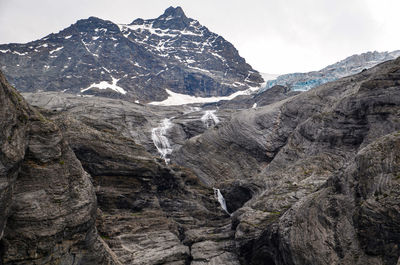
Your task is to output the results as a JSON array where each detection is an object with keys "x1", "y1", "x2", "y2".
[
  {"x1": 0, "y1": 7, "x2": 263, "y2": 102},
  {"x1": 130, "y1": 6, "x2": 190, "y2": 30},
  {"x1": 161, "y1": 6, "x2": 187, "y2": 19},
  {"x1": 153, "y1": 6, "x2": 191, "y2": 30}
]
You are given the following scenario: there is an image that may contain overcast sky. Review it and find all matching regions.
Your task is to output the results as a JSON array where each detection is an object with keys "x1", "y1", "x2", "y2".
[{"x1": 0, "y1": 0, "x2": 399, "y2": 73}]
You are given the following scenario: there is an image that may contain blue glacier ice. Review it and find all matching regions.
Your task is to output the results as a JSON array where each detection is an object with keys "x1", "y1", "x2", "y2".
[{"x1": 259, "y1": 50, "x2": 400, "y2": 93}]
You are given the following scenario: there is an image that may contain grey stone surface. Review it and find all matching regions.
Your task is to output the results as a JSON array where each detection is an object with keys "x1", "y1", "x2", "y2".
[
  {"x1": 172, "y1": 57, "x2": 400, "y2": 264},
  {"x1": 2, "y1": 53, "x2": 400, "y2": 264},
  {"x1": 0, "y1": 70, "x2": 120, "y2": 264}
]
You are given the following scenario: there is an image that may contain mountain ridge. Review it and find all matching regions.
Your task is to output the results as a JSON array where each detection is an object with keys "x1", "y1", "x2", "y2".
[{"x1": 0, "y1": 6, "x2": 263, "y2": 102}]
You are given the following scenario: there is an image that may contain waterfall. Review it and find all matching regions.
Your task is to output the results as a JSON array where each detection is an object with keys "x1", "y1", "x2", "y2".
[
  {"x1": 151, "y1": 118, "x2": 173, "y2": 164},
  {"x1": 201, "y1": 110, "x2": 220, "y2": 128},
  {"x1": 214, "y1": 188, "x2": 230, "y2": 215}
]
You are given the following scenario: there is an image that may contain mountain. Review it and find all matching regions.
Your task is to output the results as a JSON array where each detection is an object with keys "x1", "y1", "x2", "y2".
[
  {"x1": 261, "y1": 50, "x2": 400, "y2": 92},
  {"x1": 0, "y1": 6, "x2": 263, "y2": 102}
]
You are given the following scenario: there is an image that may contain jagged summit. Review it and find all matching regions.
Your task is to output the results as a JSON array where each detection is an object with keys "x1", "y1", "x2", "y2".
[
  {"x1": 130, "y1": 6, "x2": 187, "y2": 25},
  {"x1": 160, "y1": 6, "x2": 187, "y2": 19},
  {"x1": 131, "y1": 6, "x2": 191, "y2": 30}
]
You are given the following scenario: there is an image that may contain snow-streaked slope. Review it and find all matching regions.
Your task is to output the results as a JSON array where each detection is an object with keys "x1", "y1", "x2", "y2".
[{"x1": 0, "y1": 6, "x2": 263, "y2": 102}]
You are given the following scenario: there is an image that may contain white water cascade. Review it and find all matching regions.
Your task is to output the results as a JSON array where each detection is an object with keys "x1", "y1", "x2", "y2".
[
  {"x1": 151, "y1": 118, "x2": 173, "y2": 164},
  {"x1": 214, "y1": 188, "x2": 230, "y2": 215},
  {"x1": 201, "y1": 110, "x2": 220, "y2": 128}
]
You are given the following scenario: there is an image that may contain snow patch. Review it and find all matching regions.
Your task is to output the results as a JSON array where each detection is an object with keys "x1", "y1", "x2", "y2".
[
  {"x1": 49, "y1": 46, "x2": 63, "y2": 55},
  {"x1": 119, "y1": 23, "x2": 177, "y2": 37},
  {"x1": 64, "y1": 35, "x2": 72, "y2": 39},
  {"x1": 8, "y1": 50, "x2": 28, "y2": 56},
  {"x1": 187, "y1": 65, "x2": 211, "y2": 73},
  {"x1": 37, "y1": 43, "x2": 48, "y2": 48},
  {"x1": 81, "y1": 77, "x2": 127, "y2": 94},
  {"x1": 211, "y1": 52, "x2": 225, "y2": 61},
  {"x1": 81, "y1": 40, "x2": 98, "y2": 57},
  {"x1": 149, "y1": 86, "x2": 258, "y2": 106}
]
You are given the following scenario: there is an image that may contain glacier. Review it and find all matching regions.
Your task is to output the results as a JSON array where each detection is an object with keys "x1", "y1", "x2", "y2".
[{"x1": 259, "y1": 50, "x2": 400, "y2": 93}]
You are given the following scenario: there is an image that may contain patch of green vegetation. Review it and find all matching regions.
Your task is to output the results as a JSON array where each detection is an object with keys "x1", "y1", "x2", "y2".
[
  {"x1": 53, "y1": 199, "x2": 63, "y2": 204},
  {"x1": 130, "y1": 211, "x2": 143, "y2": 217},
  {"x1": 268, "y1": 211, "x2": 281, "y2": 215},
  {"x1": 7, "y1": 136, "x2": 11, "y2": 141},
  {"x1": 100, "y1": 234, "x2": 111, "y2": 240},
  {"x1": 59, "y1": 160, "x2": 65, "y2": 165},
  {"x1": 17, "y1": 113, "x2": 28, "y2": 123},
  {"x1": 10, "y1": 89, "x2": 23, "y2": 103}
]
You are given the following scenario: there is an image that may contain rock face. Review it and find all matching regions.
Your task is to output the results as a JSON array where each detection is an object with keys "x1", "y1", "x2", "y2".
[
  {"x1": 3, "y1": 42, "x2": 400, "y2": 264},
  {"x1": 22, "y1": 91, "x2": 240, "y2": 164},
  {"x1": 172, "y1": 57, "x2": 400, "y2": 264},
  {"x1": 0, "y1": 71, "x2": 119, "y2": 264},
  {"x1": 1, "y1": 68, "x2": 242, "y2": 264},
  {"x1": 36, "y1": 97, "x2": 240, "y2": 265},
  {"x1": 0, "y1": 6, "x2": 263, "y2": 102},
  {"x1": 263, "y1": 50, "x2": 400, "y2": 92}
]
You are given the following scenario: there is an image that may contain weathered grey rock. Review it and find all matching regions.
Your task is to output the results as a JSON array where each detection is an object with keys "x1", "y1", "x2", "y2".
[
  {"x1": 33, "y1": 101, "x2": 239, "y2": 264},
  {"x1": 172, "y1": 57, "x2": 400, "y2": 264},
  {"x1": 248, "y1": 131, "x2": 400, "y2": 265},
  {"x1": 0, "y1": 71, "x2": 119, "y2": 264},
  {"x1": 22, "y1": 91, "x2": 235, "y2": 161},
  {"x1": 5, "y1": 54, "x2": 400, "y2": 264},
  {"x1": 0, "y1": 70, "x2": 30, "y2": 243}
]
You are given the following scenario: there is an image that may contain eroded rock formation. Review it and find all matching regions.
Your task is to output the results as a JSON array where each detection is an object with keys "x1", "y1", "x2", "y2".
[
  {"x1": 0, "y1": 71, "x2": 119, "y2": 264},
  {"x1": 2, "y1": 56, "x2": 400, "y2": 264}
]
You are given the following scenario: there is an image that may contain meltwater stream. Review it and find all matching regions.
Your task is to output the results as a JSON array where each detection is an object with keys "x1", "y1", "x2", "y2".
[
  {"x1": 214, "y1": 188, "x2": 230, "y2": 215},
  {"x1": 151, "y1": 118, "x2": 173, "y2": 164},
  {"x1": 201, "y1": 110, "x2": 220, "y2": 128}
]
